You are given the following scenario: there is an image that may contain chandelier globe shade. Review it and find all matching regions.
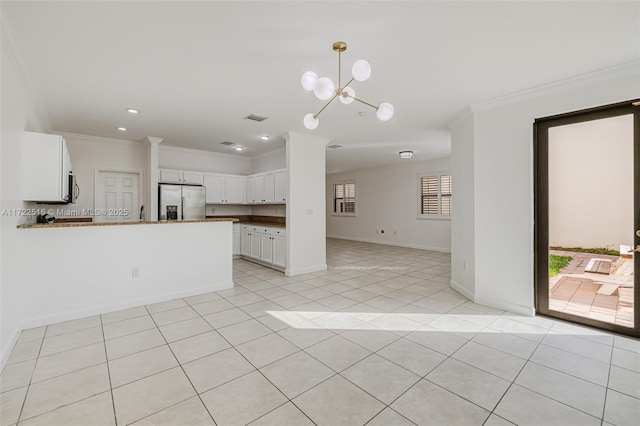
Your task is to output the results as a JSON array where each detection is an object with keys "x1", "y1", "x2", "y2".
[
  {"x1": 301, "y1": 71, "x2": 319, "y2": 91},
  {"x1": 376, "y1": 103, "x2": 394, "y2": 121},
  {"x1": 339, "y1": 87, "x2": 356, "y2": 104},
  {"x1": 352, "y1": 60, "x2": 372, "y2": 81},
  {"x1": 313, "y1": 77, "x2": 335, "y2": 100},
  {"x1": 303, "y1": 113, "x2": 319, "y2": 129}
]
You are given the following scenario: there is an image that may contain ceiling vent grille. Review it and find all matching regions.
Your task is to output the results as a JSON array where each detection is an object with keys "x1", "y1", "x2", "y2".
[
  {"x1": 327, "y1": 144, "x2": 343, "y2": 149},
  {"x1": 244, "y1": 114, "x2": 268, "y2": 122},
  {"x1": 220, "y1": 141, "x2": 234, "y2": 146}
]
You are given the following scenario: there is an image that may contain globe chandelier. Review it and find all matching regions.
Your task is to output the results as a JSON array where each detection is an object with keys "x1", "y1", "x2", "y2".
[{"x1": 301, "y1": 41, "x2": 394, "y2": 129}]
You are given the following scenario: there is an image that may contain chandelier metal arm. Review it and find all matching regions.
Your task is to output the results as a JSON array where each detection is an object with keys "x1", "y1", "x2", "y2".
[
  {"x1": 340, "y1": 77, "x2": 355, "y2": 92},
  {"x1": 314, "y1": 92, "x2": 339, "y2": 119},
  {"x1": 344, "y1": 93, "x2": 379, "y2": 110}
]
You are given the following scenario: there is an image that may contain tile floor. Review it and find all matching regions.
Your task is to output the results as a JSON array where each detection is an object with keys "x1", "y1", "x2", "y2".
[{"x1": 1, "y1": 238, "x2": 639, "y2": 425}]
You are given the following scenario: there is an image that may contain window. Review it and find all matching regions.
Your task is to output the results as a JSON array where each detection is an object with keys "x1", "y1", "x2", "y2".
[
  {"x1": 333, "y1": 182, "x2": 356, "y2": 215},
  {"x1": 419, "y1": 173, "x2": 452, "y2": 218}
]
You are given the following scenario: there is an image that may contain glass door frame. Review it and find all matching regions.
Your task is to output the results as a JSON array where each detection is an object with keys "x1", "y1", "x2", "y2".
[{"x1": 534, "y1": 99, "x2": 640, "y2": 338}]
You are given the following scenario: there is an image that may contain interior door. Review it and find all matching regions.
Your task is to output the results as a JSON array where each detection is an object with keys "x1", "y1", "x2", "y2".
[
  {"x1": 96, "y1": 171, "x2": 139, "y2": 223},
  {"x1": 534, "y1": 100, "x2": 640, "y2": 337}
]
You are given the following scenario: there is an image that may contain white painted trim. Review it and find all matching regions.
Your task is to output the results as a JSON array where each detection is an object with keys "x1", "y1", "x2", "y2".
[
  {"x1": 159, "y1": 144, "x2": 253, "y2": 163},
  {"x1": 473, "y1": 295, "x2": 536, "y2": 317},
  {"x1": 326, "y1": 235, "x2": 451, "y2": 253},
  {"x1": 20, "y1": 282, "x2": 234, "y2": 331},
  {"x1": 93, "y1": 169, "x2": 144, "y2": 223},
  {"x1": 450, "y1": 280, "x2": 474, "y2": 302},
  {"x1": 286, "y1": 264, "x2": 327, "y2": 277},
  {"x1": 470, "y1": 60, "x2": 640, "y2": 113},
  {"x1": 54, "y1": 132, "x2": 143, "y2": 147},
  {"x1": 0, "y1": 328, "x2": 22, "y2": 372}
]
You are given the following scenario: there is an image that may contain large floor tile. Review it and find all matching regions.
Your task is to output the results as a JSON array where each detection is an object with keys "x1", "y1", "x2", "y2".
[
  {"x1": 112, "y1": 367, "x2": 195, "y2": 425},
  {"x1": 158, "y1": 317, "x2": 212, "y2": 343},
  {"x1": 45, "y1": 316, "x2": 101, "y2": 338},
  {"x1": 494, "y1": 385, "x2": 600, "y2": 426},
  {"x1": 169, "y1": 331, "x2": 230, "y2": 364},
  {"x1": 217, "y1": 319, "x2": 273, "y2": 346},
  {"x1": 426, "y1": 358, "x2": 510, "y2": 410},
  {"x1": 365, "y1": 408, "x2": 415, "y2": 426},
  {"x1": 0, "y1": 359, "x2": 36, "y2": 393},
  {"x1": 391, "y1": 379, "x2": 489, "y2": 426},
  {"x1": 150, "y1": 306, "x2": 199, "y2": 327},
  {"x1": 249, "y1": 402, "x2": 314, "y2": 426},
  {"x1": 305, "y1": 335, "x2": 371, "y2": 372},
  {"x1": 17, "y1": 327, "x2": 46, "y2": 343},
  {"x1": 131, "y1": 396, "x2": 214, "y2": 425},
  {"x1": 0, "y1": 386, "x2": 28, "y2": 426},
  {"x1": 182, "y1": 348, "x2": 254, "y2": 393},
  {"x1": 203, "y1": 308, "x2": 251, "y2": 329},
  {"x1": 405, "y1": 327, "x2": 469, "y2": 355},
  {"x1": 39, "y1": 326, "x2": 104, "y2": 357},
  {"x1": 614, "y1": 335, "x2": 640, "y2": 353},
  {"x1": 109, "y1": 345, "x2": 178, "y2": 388},
  {"x1": 19, "y1": 392, "x2": 114, "y2": 426},
  {"x1": 530, "y1": 344, "x2": 610, "y2": 386},
  {"x1": 5, "y1": 339, "x2": 42, "y2": 365},
  {"x1": 293, "y1": 375, "x2": 385, "y2": 426},
  {"x1": 340, "y1": 329, "x2": 399, "y2": 352},
  {"x1": 200, "y1": 371, "x2": 287, "y2": 426},
  {"x1": 103, "y1": 316, "x2": 156, "y2": 341},
  {"x1": 21, "y1": 364, "x2": 110, "y2": 420},
  {"x1": 105, "y1": 328, "x2": 166, "y2": 360},
  {"x1": 183, "y1": 291, "x2": 222, "y2": 306},
  {"x1": 541, "y1": 333, "x2": 612, "y2": 363},
  {"x1": 101, "y1": 306, "x2": 149, "y2": 325},
  {"x1": 278, "y1": 326, "x2": 335, "y2": 349},
  {"x1": 611, "y1": 347, "x2": 640, "y2": 373},
  {"x1": 452, "y1": 341, "x2": 526, "y2": 381},
  {"x1": 259, "y1": 351, "x2": 335, "y2": 398},
  {"x1": 342, "y1": 354, "x2": 420, "y2": 404},
  {"x1": 515, "y1": 362, "x2": 606, "y2": 418},
  {"x1": 471, "y1": 331, "x2": 538, "y2": 359},
  {"x1": 191, "y1": 299, "x2": 234, "y2": 316},
  {"x1": 146, "y1": 299, "x2": 188, "y2": 313},
  {"x1": 32, "y1": 342, "x2": 106, "y2": 383},
  {"x1": 378, "y1": 338, "x2": 446, "y2": 376},
  {"x1": 608, "y1": 365, "x2": 640, "y2": 399},
  {"x1": 603, "y1": 389, "x2": 640, "y2": 426},
  {"x1": 226, "y1": 292, "x2": 266, "y2": 307},
  {"x1": 236, "y1": 333, "x2": 299, "y2": 368}
]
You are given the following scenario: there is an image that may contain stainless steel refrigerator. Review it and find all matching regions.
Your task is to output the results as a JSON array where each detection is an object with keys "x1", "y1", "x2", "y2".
[{"x1": 158, "y1": 184, "x2": 206, "y2": 221}]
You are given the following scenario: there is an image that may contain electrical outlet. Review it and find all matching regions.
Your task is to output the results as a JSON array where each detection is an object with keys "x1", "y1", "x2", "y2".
[{"x1": 132, "y1": 267, "x2": 140, "y2": 278}]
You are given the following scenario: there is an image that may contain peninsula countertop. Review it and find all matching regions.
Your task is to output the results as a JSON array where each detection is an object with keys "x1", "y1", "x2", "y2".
[{"x1": 17, "y1": 218, "x2": 239, "y2": 229}]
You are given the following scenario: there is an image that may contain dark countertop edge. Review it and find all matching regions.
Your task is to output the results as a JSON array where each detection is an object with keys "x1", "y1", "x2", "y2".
[
  {"x1": 18, "y1": 218, "x2": 239, "y2": 229},
  {"x1": 235, "y1": 221, "x2": 286, "y2": 229}
]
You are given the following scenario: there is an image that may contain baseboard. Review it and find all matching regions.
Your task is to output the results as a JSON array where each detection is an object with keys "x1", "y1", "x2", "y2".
[
  {"x1": 0, "y1": 327, "x2": 23, "y2": 372},
  {"x1": 473, "y1": 295, "x2": 536, "y2": 317},
  {"x1": 450, "y1": 280, "x2": 474, "y2": 302},
  {"x1": 240, "y1": 256, "x2": 285, "y2": 273},
  {"x1": 286, "y1": 264, "x2": 327, "y2": 277},
  {"x1": 20, "y1": 282, "x2": 234, "y2": 331},
  {"x1": 326, "y1": 235, "x2": 451, "y2": 253}
]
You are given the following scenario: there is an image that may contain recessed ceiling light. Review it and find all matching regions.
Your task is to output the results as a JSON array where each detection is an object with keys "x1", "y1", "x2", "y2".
[
  {"x1": 117, "y1": 127, "x2": 127, "y2": 132},
  {"x1": 126, "y1": 108, "x2": 140, "y2": 114},
  {"x1": 235, "y1": 146, "x2": 243, "y2": 151},
  {"x1": 399, "y1": 151, "x2": 413, "y2": 159},
  {"x1": 260, "y1": 136, "x2": 270, "y2": 140}
]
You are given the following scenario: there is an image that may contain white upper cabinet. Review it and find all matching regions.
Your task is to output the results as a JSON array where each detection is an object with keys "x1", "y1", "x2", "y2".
[
  {"x1": 254, "y1": 174, "x2": 266, "y2": 203},
  {"x1": 263, "y1": 172, "x2": 275, "y2": 203},
  {"x1": 22, "y1": 132, "x2": 73, "y2": 203},
  {"x1": 274, "y1": 169, "x2": 286, "y2": 202},
  {"x1": 159, "y1": 169, "x2": 203, "y2": 185},
  {"x1": 203, "y1": 173, "x2": 246, "y2": 204},
  {"x1": 246, "y1": 175, "x2": 256, "y2": 204}
]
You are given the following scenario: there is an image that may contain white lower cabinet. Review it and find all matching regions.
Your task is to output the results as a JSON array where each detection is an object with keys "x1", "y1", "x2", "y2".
[
  {"x1": 232, "y1": 224, "x2": 241, "y2": 257},
  {"x1": 239, "y1": 224, "x2": 286, "y2": 270}
]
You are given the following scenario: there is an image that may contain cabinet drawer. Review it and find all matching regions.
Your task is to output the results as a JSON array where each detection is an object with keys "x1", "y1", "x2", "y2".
[{"x1": 269, "y1": 227, "x2": 286, "y2": 236}]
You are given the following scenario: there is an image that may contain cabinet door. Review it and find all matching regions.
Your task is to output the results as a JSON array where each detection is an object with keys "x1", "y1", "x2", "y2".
[
  {"x1": 274, "y1": 169, "x2": 286, "y2": 203},
  {"x1": 260, "y1": 234, "x2": 273, "y2": 263},
  {"x1": 241, "y1": 230, "x2": 251, "y2": 257},
  {"x1": 254, "y1": 174, "x2": 265, "y2": 203},
  {"x1": 22, "y1": 132, "x2": 65, "y2": 202},
  {"x1": 203, "y1": 173, "x2": 225, "y2": 203},
  {"x1": 182, "y1": 171, "x2": 204, "y2": 185},
  {"x1": 233, "y1": 225, "x2": 241, "y2": 256},
  {"x1": 263, "y1": 172, "x2": 275, "y2": 203},
  {"x1": 273, "y1": 235, "x2": 286, "y2": 268},
  {"x1": 246, "y1": 176, "x2": 256, "y2": 204},
  {"x1": 159, "y1": 169, "x2": 183, "y2": 184},
  {"x1": 250, "y1": 232, "x2": 261, "y2": 259},
  {"x1": 225, "y1": 175, "x2": 246, "y2": 204}
]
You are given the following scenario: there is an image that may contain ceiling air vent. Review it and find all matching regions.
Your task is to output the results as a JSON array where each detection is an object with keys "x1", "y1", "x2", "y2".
[
  {"x1": 220, "y1": 141, "x2": 234, "y2": 146},
  {"x1": 243, "y1": 114, "x2": 268, "y2": 122},
  {"x1": 327, "y1": 144, "x2": 343, "y2": 149}
]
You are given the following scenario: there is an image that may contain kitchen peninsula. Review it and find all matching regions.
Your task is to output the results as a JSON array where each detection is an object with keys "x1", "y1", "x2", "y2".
[{"x1": 16, "y1": 219, "x2": 237, "y2": 329}]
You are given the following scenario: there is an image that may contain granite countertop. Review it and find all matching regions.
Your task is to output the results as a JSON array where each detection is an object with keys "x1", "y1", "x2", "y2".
[
  {"x1": 236, "y1": 221, "x2": 286, "y2": 228},
  {"x1": 18, "y1": 218, "x2": 238, "y2": 229}
]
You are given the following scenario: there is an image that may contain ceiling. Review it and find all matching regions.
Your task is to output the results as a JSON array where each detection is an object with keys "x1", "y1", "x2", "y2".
[{"x1": 3, "y1": 1, "x2": 639, "y2": 173}]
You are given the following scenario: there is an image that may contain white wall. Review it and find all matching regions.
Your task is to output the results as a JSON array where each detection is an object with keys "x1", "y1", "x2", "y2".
[
  {"x1": 451, "y1": 61, "x2": 640, "y2": 316},
  {"x1": 286, "y1": 132, "x2": 328, "y2": 276},
  {"x1": 549, "y1": 114, "x2": 633, "y2": 248},
  {"x1": 326, "y1": 158, "x2": 452, "y2": 252},
  {"x1": 252, "y1": 205, "x2": 286, "y2": 217},
  {"x1": 159, "y1": 145, "x2": 252, "y2": 175},
  {"x1": 17, "y1": 222, "x2": 233, "y2": 329},
  {"x1": 251, "y1": 148, "x2": 285, "y2": 174}
]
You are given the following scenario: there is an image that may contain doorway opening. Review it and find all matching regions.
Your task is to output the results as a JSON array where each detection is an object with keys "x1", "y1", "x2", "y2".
[{"x1": 534, "y1": 100, "x2": 640, "y2": 337}]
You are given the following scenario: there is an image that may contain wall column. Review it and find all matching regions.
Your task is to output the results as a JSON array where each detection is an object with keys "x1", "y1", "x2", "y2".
[
  {"x1": 285, "y1": 131, "x2": 330, "y2": 276},
  {"x1": 145, "y1": 136, "x2": 163, "y2": 221}
]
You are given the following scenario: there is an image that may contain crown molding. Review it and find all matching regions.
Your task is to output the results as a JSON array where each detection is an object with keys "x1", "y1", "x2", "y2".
[
  {"x1": 159, "y1": 144, "x2": 252, "y2": 162},
  {"x1": 54, "y1": 131, "x2": 143, "y2": 147},
  {"x1": 1, "y1": 14, "x2": 53, "y2": 132},
  {"x1": 470, "y1": 60, "x2": 640, "y2": 113}
]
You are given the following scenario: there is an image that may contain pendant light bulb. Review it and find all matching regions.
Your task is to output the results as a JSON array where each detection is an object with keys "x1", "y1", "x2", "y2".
[{"x1": 303, "y1": 113, "x2": 319, "y2": 129}]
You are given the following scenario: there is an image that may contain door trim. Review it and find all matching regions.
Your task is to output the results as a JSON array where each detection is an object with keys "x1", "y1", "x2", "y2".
[
  {"x1": 94, "y1": 168, "x2": 144, "y2": 222},
  {"x1": 534, "y1": 99, "x2": 640, "y2": 337}
]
